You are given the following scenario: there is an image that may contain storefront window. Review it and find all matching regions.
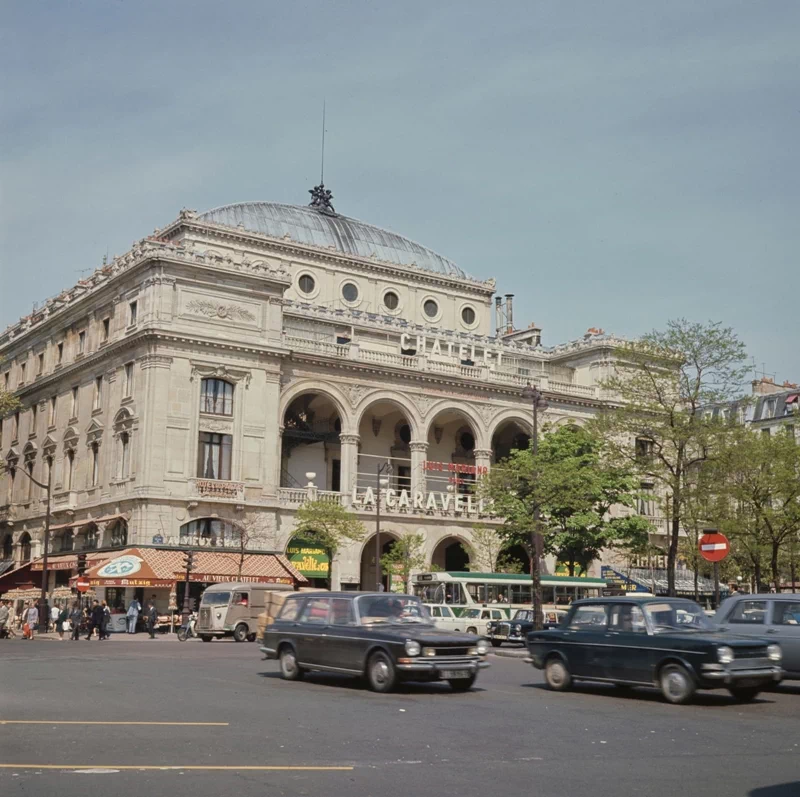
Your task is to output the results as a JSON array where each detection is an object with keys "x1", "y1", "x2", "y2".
[
  {"x1": 180, "y1": 518, "x2": 241, "y2": 547},
  {"x1": 106, "y1": 587, "x2": 126, "y2": 610}
]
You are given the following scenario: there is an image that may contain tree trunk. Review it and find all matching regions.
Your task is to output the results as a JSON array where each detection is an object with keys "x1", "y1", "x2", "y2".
[
  {"x1": 753, "y1": 560, "x2": 763, "y2": 593},
  {"x1": 668, "y1": 488, "x2": 681, "y2": 597},
  {"x1": 771, "y1": 541, "x2": 781, "y2": 592},
  {"x1": 568, "y1": 561, "x2": 575, "y2": 577}
]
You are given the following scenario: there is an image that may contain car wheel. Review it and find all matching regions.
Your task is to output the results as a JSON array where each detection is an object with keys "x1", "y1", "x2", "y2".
[
  {"x1": 246, "y1": 633, "x2": 257, "y2": 642},
  {"x1": 233, "y1": 623, "x2": 249, "y2": 643},
  {"x1": 728, "y1": 686, "x2": 761, "y2": 703},
  {"x1": 367, "y1": 651, "x2": 397, "y2": 693},
  {"x1": 490, "y1": 639, "x2": 503, "y2": 648},
  {"x1": 544, "y1": 657, "x2": 572, "y2": 691},
  {"x1": 449, "y1": 674, "x2": 477, "y2": 692},
  {"x1": 466, "y1": 626, "x2": 478, "y2": 635},
  {"x1": 279, "y1": 646, "x2": 304, "y2": 681},
  {"x1": 199, "y1": 635, "x2": 212, "y2": 642},
  {"x1": 659, "y1": 663, "x2": 696, "y2": 705}
]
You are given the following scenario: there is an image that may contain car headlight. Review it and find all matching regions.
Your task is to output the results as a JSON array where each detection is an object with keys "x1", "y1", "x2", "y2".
[
  {"x1": 422, "y1": 647, "x2": 437, "y2": 657},
  {"x1": 405, "y1": 640, "x2": 421, "y2": 657},
  {"x1": 215, "y1": 611, "x2": 222, "y2": 619},
  {"x1": 717, "y1": 645, "x2": 734, "y2": 664},
  {"x1": 468, "y1": 646, "x2": 478, "y2": 656},
  {"x1": 476, "y1": 639, "x2": 489, "y2": 656},
  {"x1": 513, "y1": 624, "x2": 522, "y2": 633},
  {"x1": 767, "y1": 644, "x2": 782, "y2": 662},
  {"x1": 486, "y1": 622, "x2": 492, "y2": 632}
]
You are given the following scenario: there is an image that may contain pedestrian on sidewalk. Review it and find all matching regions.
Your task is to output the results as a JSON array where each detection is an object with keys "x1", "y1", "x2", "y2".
[
  {"x1": 6, "y1": 606, "x2": 19, "y2": 638},
  {"x1": 126, "y1": 597, "x2": 141, "y2": 634},
  {"x1": 50, "y1": 603, "x2": 60, "y2": 633},
  {"x1": 0, "y1": 599, "x2": 9, "y2": 639},
  {"x1": 69, "y1": 602, "x2": 83, "y2": 641},
  {"x1": 56, "y1": 604, "x2": 69, "y2": 641},
  {"x1": 146, "y1": 600, "x2": 158, "y2": 638},
  {"x1": 85, "y1": 600, "x2": 104, "y2": 640},
  {"x1": 100, "y1": 600, "x2": 111, "y2": 640},
  {"x1": 24, "y1": 602, "x2": 39, "y2": 640}
]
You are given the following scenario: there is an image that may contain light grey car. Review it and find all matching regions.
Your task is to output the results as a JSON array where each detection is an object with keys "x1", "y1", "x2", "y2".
[{"x1": 715, "y1": 594, "x2": 800, "y2": 679}]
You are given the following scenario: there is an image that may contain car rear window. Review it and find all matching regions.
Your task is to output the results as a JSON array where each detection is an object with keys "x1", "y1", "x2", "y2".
[
  {"x1": 277, "y1": 598, "x2": 301, "y2": 621},
  {"x1": 568, "y1": 605, "x2": 608, "y2": 630}
]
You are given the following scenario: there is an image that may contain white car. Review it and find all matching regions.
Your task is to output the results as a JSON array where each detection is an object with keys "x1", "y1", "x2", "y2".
[{"x1": 423, "y1": 604, "x2": 465, "y2": 632}]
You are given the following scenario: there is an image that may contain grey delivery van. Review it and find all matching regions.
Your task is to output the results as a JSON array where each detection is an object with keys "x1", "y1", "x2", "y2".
[{"x1": 197, "y1": 582, "x2": 294, "y2": 642}]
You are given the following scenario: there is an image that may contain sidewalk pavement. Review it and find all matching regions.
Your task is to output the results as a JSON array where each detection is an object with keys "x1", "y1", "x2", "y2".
[
  {"x1": 492, "y1": 647, "x2": 528, "y2": 659},
  {"x1": 7, "y1": 631, "x2": 201, "y2": 642}
]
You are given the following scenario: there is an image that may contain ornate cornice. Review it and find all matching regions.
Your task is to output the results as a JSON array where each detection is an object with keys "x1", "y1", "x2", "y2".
[
  {"x1": 339, "y1": 434, "x2": 361, "y2": 446},
  {"x1": 138, "y1": 354, "x2": 173, "y2": 370},
  {"x1": 190, "y1": 362, "x2": 251, "y2": 387}
]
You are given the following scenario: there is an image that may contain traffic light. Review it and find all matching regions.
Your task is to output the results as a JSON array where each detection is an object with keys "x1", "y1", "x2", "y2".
[
  {"x1": 184, "y1": 550, "x2": 196, "y2": 573},
  {"x1": 76, "y1": 553, "x2": 87, "y2": 576}
]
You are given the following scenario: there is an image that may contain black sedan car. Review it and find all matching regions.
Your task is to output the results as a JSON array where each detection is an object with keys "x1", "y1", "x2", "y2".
[
  {"x1": 487, "y1": 609, "x2": 567, "y2": 646},
  {"x1": 527, "y1": 596, "x2": 783, "y2": 704},
  {"x1": 261, "y1": 592, "x2": 490, "y2": 692}
]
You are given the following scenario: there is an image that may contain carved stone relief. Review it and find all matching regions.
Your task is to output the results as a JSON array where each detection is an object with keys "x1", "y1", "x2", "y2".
[{"x1": 185, "y1": 298, "x2": 256, "y2": 322}]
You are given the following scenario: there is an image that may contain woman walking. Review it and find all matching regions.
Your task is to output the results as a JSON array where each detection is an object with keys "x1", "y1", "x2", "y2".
[
  {"x1": 24, "y1": 602, "x2": 39, "y2": 640},
  {"x1": 56, "y1": 604, "x2": 69, "y2": 641},
  {"x1": 99, "y1": 600, "x2": 111, "y2": 640}
]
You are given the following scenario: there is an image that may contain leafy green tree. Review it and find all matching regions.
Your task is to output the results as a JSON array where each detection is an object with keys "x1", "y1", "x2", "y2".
[
  {"x1": 292, "y1": 500, "x2": 367, "y2": 589},
  {"x1": 380, "y1": 533, "x2": 428, "y2": 593},
  {"x1": 594, "y1": 319, "x2": 749, "y2": 595},
  {"x1": 464, "y1": 524, "x2": 505, "y2": 572},
  {"x1": 715, "y1": 426, "x2": 800, "y2": 589}
]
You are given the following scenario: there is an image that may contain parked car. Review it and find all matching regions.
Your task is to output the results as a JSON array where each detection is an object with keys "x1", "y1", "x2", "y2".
[
  {"x1": 197, "y1": 582, "x2": 294, "y2": 642},
  {"x1": 459, "y1": 606, "x2": 506, "y2": 634},
  {"x1": 715, "y1": 593, "x2": 800, "y2": 679},
  {"x1": 487, "y1": 609, "x2": 567, "y2": 646},
  {"x1": 423, "y1": 603, "x2": 464, "y2": 632},
  {"x1": 527, "y1": 596, "x2": 783, "y2": 704},
  {"x1": 261, "y1": 592, "x2": 490, "y2": 692}
]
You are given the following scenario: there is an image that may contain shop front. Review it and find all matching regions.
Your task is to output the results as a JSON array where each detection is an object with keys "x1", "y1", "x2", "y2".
[{"x1": 80, "y1": 548, "x2": 307, "y2": 632}]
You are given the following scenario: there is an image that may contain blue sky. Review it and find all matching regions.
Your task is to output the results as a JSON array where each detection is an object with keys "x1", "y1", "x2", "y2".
[{"x1": 2, "y1": 1, "x2": 798, "y2": 381}]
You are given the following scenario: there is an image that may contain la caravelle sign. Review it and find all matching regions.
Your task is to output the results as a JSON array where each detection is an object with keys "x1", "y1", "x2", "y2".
[{"x1": 351, "y1": 460, "x2": 490, "y2": 515}]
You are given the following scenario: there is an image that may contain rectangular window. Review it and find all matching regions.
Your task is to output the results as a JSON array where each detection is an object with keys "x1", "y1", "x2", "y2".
[
  {"x1": 300, "y1": 598, "x2": 331, "y2": 625},
  {"x1": 94, "y1": 376, "x2": 103, "y2": 410},
  {"x1": 49, "y1": 395, "x2": 57, "y2": 426},
  {"x1": 57, "y1": 342, "x2": 64, "y2": 364},
  {"x1": 729, "y1": 600, "x2": 767, "y2": 624},
  {"x1": 19, "y1": 362, "x2": 26, "y2": 384},
  {"x1": 568, "y1": 605, "x2": 608, "y2": 630},
  {"x1": 3, "y1": 371, "x2": 9, "y2": 389},
  {"x1": 66, "y1": 450, "x2": 75, "y2": 490},
  {"x1": 772, "y1": 601, "x2": 800, "y2": 625},
  {"x1": 91, "y1": 444, "x2": 99, "y2": 486},
  {"x1": 71, "y1": 386, "x2": 79, "y2": 418},
  {"x1": 102, "y1": 318, "x2": 110, "y2": 341},
  {"x1": 78, "y1": 331, "x2": 86, "y2": 354},
  {"x1": 13, "y1": 411, "x2": 20, "y2": 440},
  {"x1": 120, "y1": 432, "x2": 131, "y2": 479},
  {"x1": 330, "y1": 598, "x2": 356, "y2": 626},
  {"x1": 200, "y1": 379, "x2": 234, "y2": 415},
  {"x1": 123, "y1": 362, "x2": 134, "y2": 397},
  {"x1": 197, "y1": 432, "x2": 232, "y2": 480},
  {"x1": 129, "y1": 300, "x2": 138, "y2": 326},
  {"x1": 31, "y1": 404, "x2": 37, "y2": 434},
  {"x1": 609, "y1": 604, "x2": 647, "y2": 633},
  {"x1": 37, "y1": 353, "x2": 44, "y2": 375}
]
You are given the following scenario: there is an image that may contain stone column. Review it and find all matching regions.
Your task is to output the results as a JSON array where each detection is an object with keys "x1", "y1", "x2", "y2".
[
  {"x1": 473, "y1": 448, "x2": 493, "y2": 478},
  {"x1": 339, "y1": 434, "x2": 360, "y2": 504},
  {"x1": 410, "y1": 440, "x2": 429, "y2": 496}
]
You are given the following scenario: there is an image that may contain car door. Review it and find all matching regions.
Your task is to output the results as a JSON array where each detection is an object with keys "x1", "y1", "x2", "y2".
[
  {"x1": 562, "y1": 604, "x2": 609, "y2": 677},
  {"x1": 296, "y1": 597, "x2": 331, "y2": 666},
  {"x1": 439, "y1": 605, "x2": 461, "y2": 631},
  {"x1": 605, "y1": 604, "x2": 651, "y2": 683},
  {"x1": 770, "y1": 599, "x2": 800, "y2": 675},
  {"x1": 325, "y1": 598, "x2": 360, "y2": 671}
]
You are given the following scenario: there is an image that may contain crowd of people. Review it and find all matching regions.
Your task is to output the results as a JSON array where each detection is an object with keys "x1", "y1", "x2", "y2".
[{"x1": 0, "y1": 596, "x2": 161, "y2": 640}]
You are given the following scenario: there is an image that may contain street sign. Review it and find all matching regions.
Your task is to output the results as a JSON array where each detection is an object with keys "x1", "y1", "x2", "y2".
[
  {"x1": 76, "y1": 577, "x2": 90, "y2": 593},
  {"x1": 699, "y1": 531, "x2": 730, "y2": 563}
]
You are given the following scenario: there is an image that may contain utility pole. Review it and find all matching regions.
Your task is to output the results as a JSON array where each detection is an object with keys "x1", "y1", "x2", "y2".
[
  {"x1": 182, "y1": 550, "x2": 195, "y2": 625},
  {"x1": 17, "y1": 457, "x2": 53, "y2": 633},
  {"x1": 522, "y1": 384, "x2": 548, "y2": 631},
  {"x1": 375, "y1": 462, "x2": 391, "y2": 591}
]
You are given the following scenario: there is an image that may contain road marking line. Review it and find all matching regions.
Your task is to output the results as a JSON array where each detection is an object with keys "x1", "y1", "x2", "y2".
[
  {"x1": 0, "y1": 764, "x2": 353, "y2": 771},
  {"x1": 0, "y1": 721, "x2": 229, "y2": 726}
]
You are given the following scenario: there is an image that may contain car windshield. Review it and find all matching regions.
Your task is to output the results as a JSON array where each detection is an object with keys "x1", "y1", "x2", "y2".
[
  {"x1": 461, "y1": 609, "x2": 483, "y2": 619},
  {"x1": 513, "y1": 610, "x2": 533, "y2": 621},
  {"x1": 357, "y1": 595, "x2": 432, "y2": 626},
  {"x1": 201, "y1": 592, "x2": 231, "y2": 606},
  {"x1": 644, "y1": 601, "x2": 713, "y2": 633}
]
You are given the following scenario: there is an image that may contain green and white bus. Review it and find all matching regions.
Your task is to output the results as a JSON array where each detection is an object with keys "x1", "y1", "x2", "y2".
[{"x1": 411, "y1": 571, "x2": 609, "y2": 626}]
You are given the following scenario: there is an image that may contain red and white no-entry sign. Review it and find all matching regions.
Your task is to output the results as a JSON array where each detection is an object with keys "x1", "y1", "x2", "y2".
[
  {"x1": 76, "y1": 577, "x2": 91, "y2": 593},
  {"x1": 699, "y1": 531, "x2": 730, "y2": 563}
]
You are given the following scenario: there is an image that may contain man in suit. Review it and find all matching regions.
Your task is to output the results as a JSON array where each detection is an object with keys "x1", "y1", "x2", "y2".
[
  {"x1": 85, "y1": 600, "x2": 105, "y2": 640},
  {"x1": 146, "y1": 600, "x2": 158, "y2": 639}
]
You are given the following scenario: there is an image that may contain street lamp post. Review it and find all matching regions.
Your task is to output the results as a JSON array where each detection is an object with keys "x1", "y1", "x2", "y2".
[
  {"x1": 375, "y1": 461, "x2": 392, "y2": 591},
  {"x1": 521, "y1": 383, "x2": 547, "y2": 631},
  {"x1": 16, "y1": 457, "x2": 53, "y2": 633}
]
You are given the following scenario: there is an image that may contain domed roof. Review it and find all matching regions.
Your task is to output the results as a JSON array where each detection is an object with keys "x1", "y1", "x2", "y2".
[{"x1": 197, "y1": 201, "x2": 468, "y2": 279}]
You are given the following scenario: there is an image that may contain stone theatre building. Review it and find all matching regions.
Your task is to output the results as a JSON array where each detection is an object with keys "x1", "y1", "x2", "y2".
[{"x1": 0, "y1": 185, "x2": 632, "y2": 603}]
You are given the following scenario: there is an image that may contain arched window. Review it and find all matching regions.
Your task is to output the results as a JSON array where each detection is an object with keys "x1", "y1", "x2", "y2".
[
  {"x1": 2, "y1": 534, "x2": 12, "y2": 560},
  {"x1": 83, "y1": 524, "x2": 98, "y2": 550},
  {"x1": 66, "y1": 449, "x2": 75, "y2": 490},
  {"x1": 200, "y1": 379, "x2": 234, "y2": 416},
  {"x1": 180, "y1": 518, "x2": 240, "y2": 547},
  {"x1": 19, "y1": 532, "x2": 31, "y2": 563}
]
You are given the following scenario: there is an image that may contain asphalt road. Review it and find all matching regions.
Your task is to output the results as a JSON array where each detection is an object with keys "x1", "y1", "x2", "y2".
[{"x1": 1, "y1": 637, "x2": 798, "y2": 797}]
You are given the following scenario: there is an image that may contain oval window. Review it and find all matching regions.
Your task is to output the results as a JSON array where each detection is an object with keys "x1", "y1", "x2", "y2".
[
  {"x1": 461, "y1": 306, "x2": 476, "y2": 325},
  {"x1": 342, "y1": 282, "x2": 359, "y2": 302},
  {"x1": 460, "y1": 431, "x2": 475, "y2": 452},
  {"x1": 383, "y1": 291, "x2": 399, "y2": 311},
  {"x1": 298, "y1": 274, "x2": 315, "y2": 295},
  {"x1": 423, "y1": 299, "x2": 439, "y2": 319}
]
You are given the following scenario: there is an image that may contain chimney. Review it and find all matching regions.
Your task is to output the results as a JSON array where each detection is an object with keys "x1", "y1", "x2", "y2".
[
  {"x1": 495, "y1": 296, "x2": 503, "y2": 334},
  {"x1": 505, "y1": 294, "x2": 514, "y2": 334},
  {"x1": 751, "y1": 377, "x2": 783, "y2": 396}
]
